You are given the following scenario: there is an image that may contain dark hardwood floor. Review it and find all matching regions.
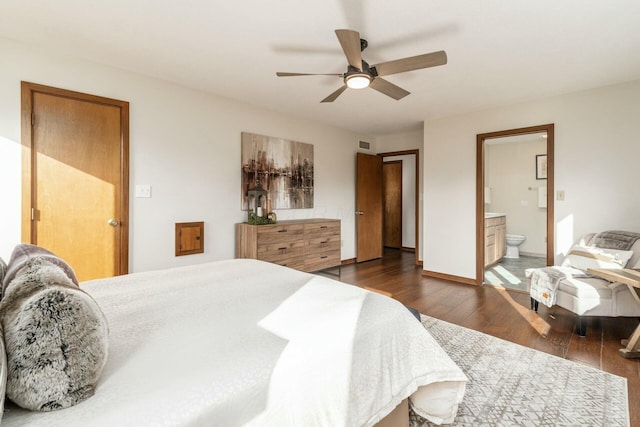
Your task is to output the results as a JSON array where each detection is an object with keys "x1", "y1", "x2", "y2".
[{"x1": 336, "y1": 248, "x2": 640, "y2": 427}]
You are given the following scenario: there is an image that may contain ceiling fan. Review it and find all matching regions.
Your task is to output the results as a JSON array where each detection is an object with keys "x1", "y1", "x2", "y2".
[{"x1": 276, "y1": 29, "x2": 447, "y2": 103}]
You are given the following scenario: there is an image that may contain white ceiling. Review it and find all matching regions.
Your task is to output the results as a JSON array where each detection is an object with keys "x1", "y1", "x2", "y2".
[{"x1": 2, "y1": 1, "x2": 640, "y2": 136}]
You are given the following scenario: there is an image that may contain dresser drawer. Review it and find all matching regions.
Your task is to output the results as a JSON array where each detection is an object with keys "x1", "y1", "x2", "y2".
[
  {"x1": 305, "y1": 252, "x2": 340, "y2": 272},
  {"x1": 272, "y1": 256, "x2": 305, "y2": 271},
  {"x1": 304, "y1": 222, "x2": 340, "y2": 238},
  {"x1": 306, "y1": 235, "x2": 341, "y2": 255},
  {"x1": 257, "y1": 224, "x2": 304, "y2": 244},
  {"x1": 258, "y1": 240, "x2": 305, "y2": 262}
]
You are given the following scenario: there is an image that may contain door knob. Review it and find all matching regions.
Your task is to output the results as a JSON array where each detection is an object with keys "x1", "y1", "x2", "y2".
[
  {"x1": 107, "y1": 218, "x2": 119, "y2": 227},
  {"x1": 355, "y1": 211, "x2": 364, "y2": 215}
]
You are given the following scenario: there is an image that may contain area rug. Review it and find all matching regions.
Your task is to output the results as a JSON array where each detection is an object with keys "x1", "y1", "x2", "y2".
[{"x1": 410, "y1": 315, "x2": 629, "y2": 426}]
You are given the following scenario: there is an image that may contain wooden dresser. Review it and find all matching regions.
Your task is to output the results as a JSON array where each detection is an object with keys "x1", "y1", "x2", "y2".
[{"x1": 235, "y1": 218, "x2": 341, "y2": 272}]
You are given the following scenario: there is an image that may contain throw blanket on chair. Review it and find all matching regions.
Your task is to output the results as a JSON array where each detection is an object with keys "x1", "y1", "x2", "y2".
[
  {"x1": 593, "y1": 230, "x2": 640, "y2": 250},
  {"x1": 527, "y1": 266, "x2": 589, "y2": 308}
]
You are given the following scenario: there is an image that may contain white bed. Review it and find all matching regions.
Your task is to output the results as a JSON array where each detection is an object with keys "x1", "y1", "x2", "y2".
[{"x1": 2, "y1": 259, "x2": 466, "y2": 426}]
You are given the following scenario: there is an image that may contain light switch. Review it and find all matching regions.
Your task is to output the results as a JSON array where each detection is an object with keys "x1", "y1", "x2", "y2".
[
  {"x1": 557, "y1": 190, "x2": 565, "y2": 201},
  {"x1": 136, "y1": 184, "x2": 152, "y2": 198}
]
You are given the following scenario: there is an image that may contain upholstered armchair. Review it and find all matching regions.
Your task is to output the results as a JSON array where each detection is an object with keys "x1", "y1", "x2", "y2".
[{"x1": 528, "y1": 231, "x2": 640, "y2": 336}]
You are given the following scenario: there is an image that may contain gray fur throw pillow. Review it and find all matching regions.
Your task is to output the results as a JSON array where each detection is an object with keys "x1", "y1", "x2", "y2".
[
  {"x1": 0, "y1": 322, "x2": 7, "y2": 421},
  {"x1": 0, "y1": 255, "x2": 108, "y2": 411},
  {"x1": 0, "y1": 255, "x2": 7, "y2": 288},
  {"x1": 2, "y1": 244, "x2": 78, "y2": 298}
]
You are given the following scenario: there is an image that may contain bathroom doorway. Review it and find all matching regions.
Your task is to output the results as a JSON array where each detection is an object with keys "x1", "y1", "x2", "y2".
[{"x1": 476, "y1": 124, "x2": 554, "y2": 289}]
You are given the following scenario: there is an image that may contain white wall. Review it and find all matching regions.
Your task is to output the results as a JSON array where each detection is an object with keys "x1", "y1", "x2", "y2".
[
  {"x1": 485, "y1": 138, "x2": 547, "y2": 256},
  {"x1": 0, "y1": 38, "x2": 364, "y2": 271},
  {"x1": 383, "y1": 155, "x2": 416, "y2": 249},
  {"x1": 376, "y1": 128, "x2": 423, "y2": 260},
  {"x1": 424, "y1": 79, "x2": 640, "y2": 280}
]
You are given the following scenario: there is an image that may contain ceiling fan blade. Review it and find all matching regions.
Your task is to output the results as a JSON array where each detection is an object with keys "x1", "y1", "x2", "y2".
[
  {"x1": 321, "y1": 85, "x2": 348, "y2": 103},
  {"x1": 373, "y1": 51, "x2": 447, "y2": 77},
  {"x1": 277, "y1": 72, "x2": 343, "y2": 77},
  {"x1": 369, "y1": 78, "x2": 410, "y2": 100},
  {"x1": 335, "y1": 29, "x2": 363, "y2": 70}
]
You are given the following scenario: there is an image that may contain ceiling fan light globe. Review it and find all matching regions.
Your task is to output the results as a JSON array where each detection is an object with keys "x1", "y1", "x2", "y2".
[{"x1": 345, "y1": 74, "x2": 371, "y2": 89}]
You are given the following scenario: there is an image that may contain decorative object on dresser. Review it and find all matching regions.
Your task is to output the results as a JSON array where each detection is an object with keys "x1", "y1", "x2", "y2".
[
  {"x1": 236, "y1": 218, "x2": 340, "y2": 272},
  {"x1": 241, "y1": 132, "x2": 314, "y2": 212}
]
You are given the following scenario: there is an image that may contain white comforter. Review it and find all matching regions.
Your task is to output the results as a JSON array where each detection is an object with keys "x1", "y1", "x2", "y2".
[{"x1": 2, "y1": 259, "x2": 466, "y2": 426}]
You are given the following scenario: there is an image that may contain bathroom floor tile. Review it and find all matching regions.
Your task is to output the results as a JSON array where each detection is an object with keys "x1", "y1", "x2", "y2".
[{"x1": 484, "y1": 255, "x2": 547, "y2": 291}]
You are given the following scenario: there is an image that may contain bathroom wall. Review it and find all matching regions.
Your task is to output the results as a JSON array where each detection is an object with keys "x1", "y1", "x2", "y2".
[{"x1": 485, "y1": 137, "x2": 547, "y2": 256}]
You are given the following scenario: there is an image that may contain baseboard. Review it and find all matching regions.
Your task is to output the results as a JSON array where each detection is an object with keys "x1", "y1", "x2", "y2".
[
  {"x1": 519, "y1": 251, "x2": 545, "y2": 258},
  {"x1": 421, "y1": 269, "x2": 477, "y2": 286},
  {"x1": 341, "y1": 258, "x2": 356, "y2": 265},
  {"x1": 401, "y1": 246, "x2": 415, "y2": 253},
  {"x1": 416, "y1": 259, "x2": 423, "y2": 266}
]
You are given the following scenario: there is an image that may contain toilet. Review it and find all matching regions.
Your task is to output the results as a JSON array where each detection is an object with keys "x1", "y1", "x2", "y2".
[{"x1": 505, "y1": 234, "x2": 526, "y2": 259}]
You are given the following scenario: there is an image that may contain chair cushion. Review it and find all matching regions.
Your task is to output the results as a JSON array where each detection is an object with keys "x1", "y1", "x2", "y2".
[
  {"x1": 558, "y1": 277, "x2": 613, "y2": 300},
  {"x1": 561, "y1": 245, "x2": 634, "y2": 270}
]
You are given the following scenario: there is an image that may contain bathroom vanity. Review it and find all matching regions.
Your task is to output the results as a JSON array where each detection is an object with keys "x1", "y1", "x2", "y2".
[{"x1": 485, "y1": 213, "x2": 506, "y2": 267}]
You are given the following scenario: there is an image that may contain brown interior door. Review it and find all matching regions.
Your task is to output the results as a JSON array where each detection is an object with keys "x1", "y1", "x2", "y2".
[
  {"x1": 356, "y1": 152, "x2": 383, "y2": 262},
  {"x1": 22, "y1": 82, "x2": 129, "y2": 281},
  {"x1": 383, "y1": 161, "x2": 402, "y2": 248}
]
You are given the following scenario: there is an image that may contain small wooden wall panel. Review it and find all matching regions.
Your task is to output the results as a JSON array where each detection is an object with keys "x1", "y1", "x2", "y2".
[{"x1": 175, "y1": 222, "x2": 204, "y2": 256}]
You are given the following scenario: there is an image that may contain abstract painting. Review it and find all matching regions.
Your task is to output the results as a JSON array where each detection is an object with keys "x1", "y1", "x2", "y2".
[{"x1": 241, "y1": 132, "x2": 314, "y2": 211}]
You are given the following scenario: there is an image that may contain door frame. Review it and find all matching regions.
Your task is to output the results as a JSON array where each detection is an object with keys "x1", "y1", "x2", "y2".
[
  {"x1": 379, "y1": 149, "x2": 420, "y2": 265},
  {"x1": 21, "y1": 81, "x2": 130, "y2": 275},
  {"x1": 476, "y1": 124, "x2": 554, "y2": 285}
]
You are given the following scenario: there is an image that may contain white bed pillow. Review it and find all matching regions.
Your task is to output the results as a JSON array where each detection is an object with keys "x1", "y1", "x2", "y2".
[{"x1": 561, "y1": 245, "x2": 634, "y2": 270}]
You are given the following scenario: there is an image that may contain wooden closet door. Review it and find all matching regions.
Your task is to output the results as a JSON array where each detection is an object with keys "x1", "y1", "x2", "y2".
[
  {"x1": 383, "y1": 161, "x2": 402, "y2": 249},
  {"x1": 22, "y1": 82, "x2": 129, "y2": 281}
]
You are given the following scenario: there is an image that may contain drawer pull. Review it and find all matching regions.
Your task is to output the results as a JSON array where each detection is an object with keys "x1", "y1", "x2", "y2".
[
  {"x1": 321, "y1": 256, "x2": 328, "y2": 259},
  {"x1": 277, "y1": 229, "x2": 288, "y2": 233},
  {"x1": 320, "y1": 225, "x2": 328, "y2": 229},
  {"x1": 278, "y1": 247, "x2": 288, "y2": 250},
  {"x1": 320, "y1": 240, "x2": 328, "y2": 244}
]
